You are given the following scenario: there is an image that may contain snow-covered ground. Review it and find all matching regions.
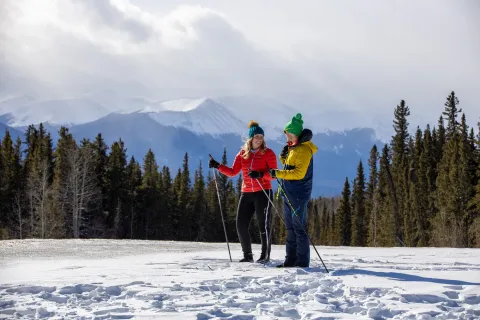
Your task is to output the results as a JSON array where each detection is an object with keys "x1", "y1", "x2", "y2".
[{"x1": 1, "y1": 239, "x2": 479, "y2": 319}]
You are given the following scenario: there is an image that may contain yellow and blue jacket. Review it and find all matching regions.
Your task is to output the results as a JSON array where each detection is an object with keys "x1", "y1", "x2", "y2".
[{"x1": 276, "y1": 129, "x2": 318, "y2": 200}]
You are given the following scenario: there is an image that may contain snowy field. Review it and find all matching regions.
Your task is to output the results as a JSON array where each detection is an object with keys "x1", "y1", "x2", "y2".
[{"x1": 0, "y1": 240, "x2": 479, "y2": 319}]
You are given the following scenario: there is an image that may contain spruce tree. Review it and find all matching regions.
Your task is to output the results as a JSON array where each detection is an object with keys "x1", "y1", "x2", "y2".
[
  {"x1": 329, "y1": 206, "x2": 336, "y2": 246},
  {"x1": 405, "y1": 135, "x2": 419, "y2": 246},
  {"x1": 472, "y1": 122, "x2": 480, "y2": 246},
  {"x1": 0, "y1": 131, "x2": 15, "y2": 236},
  {"x1": 352, "y1": 161, "x2": 367, "y2": 246},
  {"x1": 434, "y1": 116, "x2": 446, "y2": 166},
  {"x1": 236, "y1": 174, "x2": 243, "y2": 198},
  {"x1": 161, "y1": 166, "x2": 175, "y2": 239},
  {"x1": 0, "y1": 136, "x2": 5, "y2": 238},
  {"x1": 193, "y1": 161, "x2": 208, "y2": 241},
  {"x1": 377, "y1": 144, "x2": 396, "y2": 246},
  {"x1": 442, "y1": 91, "x2": 461, "y2": 140},
  {"x1": 171, "y1": 168, "x2": 182, "y2": 239},
  {"x1": 177, "y1": 152, "x2": 194, "y2": 240},
  {"x1": 336, "y1": 177, "x2": 351, "y2": 246},
  {"x1": 105, "y1": 139, "x2": 127, "y2": 237},
  {"x1": 140, "y1": 149, "x2": 161, "y2": 240},
  {"x1": 49, "y1": 127, "x2": 77, "y2": 238},
  {"x1": 434, "y1": 97, "x2": 465, "y2": 246},
  {"x1": 310, "y1": 200, "x2": 321, "y2": 244},
  {"x1": 366, "y1": 145, "x2": 378, "y2": 246},
  {"x1": 124, "y1": 156, "x2": 142, "y2": 239},
  {"x1": 205, "y1": 169, "x2": 220, "y2": 241},
  {"x1": 91, "y1": 133, "x2": 109, "y2": 235},
  {"x1": 321, "y1": 203, "x2": 329, "y2": 245},
  {"x1": 391, "y1": 99, "x2": 410, "y2": 243},
  {"x1": 459, "y1": 114, "x2": 475, "y2": 246},
  {"x1": 415, "y1": 125, "x2": 435, "y2": 246}
]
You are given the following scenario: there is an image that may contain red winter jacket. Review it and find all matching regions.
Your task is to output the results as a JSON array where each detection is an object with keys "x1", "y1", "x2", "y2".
[{"x1": 218, "y1": 148, "x2": 278, "y2": 193}]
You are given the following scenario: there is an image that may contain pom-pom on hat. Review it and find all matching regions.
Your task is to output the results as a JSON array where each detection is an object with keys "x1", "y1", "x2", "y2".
[
  {"x1": 248, "y1": 120, "x2": 264, "y2": 138},
  {"x1": 284, "y1": 113, "x2": 303, "y2": 136}
]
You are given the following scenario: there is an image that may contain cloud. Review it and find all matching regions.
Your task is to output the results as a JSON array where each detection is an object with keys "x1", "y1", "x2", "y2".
[
  {"x1": 1, "y1": 0, "x2": 479, "y2": 139},
  {"x1": 1, "y1": 0, "x2": 314, "y2": 99}
]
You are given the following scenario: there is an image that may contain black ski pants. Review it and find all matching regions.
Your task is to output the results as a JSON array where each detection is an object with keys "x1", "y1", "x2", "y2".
[{"x1": 236, "y1": 189, "x2": 273, "y2": 258}]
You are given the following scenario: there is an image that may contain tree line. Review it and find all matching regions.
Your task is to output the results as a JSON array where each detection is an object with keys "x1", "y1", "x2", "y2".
[
  {"x1": 0, "y1": 90, "x2": 479, "y2": 248},
  {"x1": 330, "y1": 91, "x2": 480, "y2": 248},
  {"x1": 0, "y1": 126, "x2": 289, "y2": 244}
]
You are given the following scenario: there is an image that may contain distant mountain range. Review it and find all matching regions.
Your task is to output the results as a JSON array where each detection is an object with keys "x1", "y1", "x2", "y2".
[{"x1": 0, "y1": 95, "x2": 384, "y2": 196}]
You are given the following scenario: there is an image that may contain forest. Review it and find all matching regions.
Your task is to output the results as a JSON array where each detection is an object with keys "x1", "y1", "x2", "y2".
[{"x1": 0, "y1": 91, "x2": 479, "y2": 248}]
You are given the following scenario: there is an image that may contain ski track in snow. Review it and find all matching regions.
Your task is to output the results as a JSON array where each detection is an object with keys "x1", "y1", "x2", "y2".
[{"x1": 0, "y1": 240, "x2": 479, "y2": 319}]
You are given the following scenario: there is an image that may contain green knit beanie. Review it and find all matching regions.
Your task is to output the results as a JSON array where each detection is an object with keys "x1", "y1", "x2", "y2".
[{"x1": 284, "y1": 113, "x2": 303, "y2": 136}]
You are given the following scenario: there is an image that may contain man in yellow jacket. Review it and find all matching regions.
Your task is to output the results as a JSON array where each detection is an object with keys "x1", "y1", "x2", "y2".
[{"x1": 270, "y1": 113, "x2": 318, "y2": 268}]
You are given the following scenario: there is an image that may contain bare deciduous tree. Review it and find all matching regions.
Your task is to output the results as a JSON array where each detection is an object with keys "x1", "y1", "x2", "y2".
[
  {"x1": 27, "y1": 159, "x2": 52, "y2": 238},
  {"x1": 66, "y1": 144, "x2": 100, "y2": 238}
]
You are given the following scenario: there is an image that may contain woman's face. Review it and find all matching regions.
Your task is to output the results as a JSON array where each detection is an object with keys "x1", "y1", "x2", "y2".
[{"x1": 252, "y1": 134, "x2": 264, "y2": 149}]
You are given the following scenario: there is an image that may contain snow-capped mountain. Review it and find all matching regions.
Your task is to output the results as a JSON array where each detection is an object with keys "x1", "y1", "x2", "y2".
[
  {"x1": 0, "y1": 94, "x2": 383, "y2": 196},
  {"x1": 0, "y1": 96, "x2": 110, "y2": 127},
  {"x1": 121, "y1": 98, "x2": 247, "y2": 137},
  {"x1": 215, "y1": 95, "x2": 299, "y2": 138}
]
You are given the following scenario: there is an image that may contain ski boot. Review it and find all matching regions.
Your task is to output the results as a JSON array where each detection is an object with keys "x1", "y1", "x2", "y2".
[{"x1": 239, "y1": 253, "x2": 254, "y2": 262}]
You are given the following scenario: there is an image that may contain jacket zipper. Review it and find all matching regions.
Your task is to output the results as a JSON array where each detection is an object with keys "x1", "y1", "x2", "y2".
[{"x1": 249, "y1": 152, "x2": 257, "y2": 192}]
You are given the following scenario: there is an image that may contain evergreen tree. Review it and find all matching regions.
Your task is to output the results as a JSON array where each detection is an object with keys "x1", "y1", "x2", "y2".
[
  {"x1": 124, "y1": 156, "x2": 142, "y2": 239},
  {"x1": 309, "y1": 200, "x2": 321, "y2": 244},
  {"x1": 171, "y1": 168, "x2": 182, "y2": 239},
  {"x1": 433, "y1": 97, "x2": 465, "y2": 246},
  {"x1": 414, "y1": 125, "x2": 435, "y2": 246},
  {"x1": 177, "y1": 152, "x2": 194, "y2": 240},
  {"x1": 459, "y1": 114, "x2": 476, "y2": 246},
  {"x1": 377, "y1": 144, "x2": 396, "y2": 246},
  {"x1": 0, "y1": 131, "x2": 16, "y2": 237},
  {"x1": 336, "y1": 177, "x2": 351, "y2": 246},
  {"x1": 391, "y1": 99, "x2": 410, "y2": 243},
  {"x1": 236, "y1": 174, "x2": 243, "y2": 198},
  {"x1": 434, "y1": 117, "x2": 446, "y2": 168},
  {"x1": 366, "y1": 145, "x2": 378, "y2": 246},
  {"x1": 49, "y1": 127, "x2": 76, "y2": 238},
  {"x1": 105, "y1": 139, "x2": 127, "y2": 237},
  {"x1": 90, "y1": 133, "x2": 109, "y2": 236},
  {"x1": 471, "y1": 121, "x2": 480, "y2": 246},
  {"x1": 193, "y1": 161, "x2": 208, "y2": 241},
  {"x1": 352, "y1": 161, "x2": 367, "y2": 246},
  {"x1": 405, "y1": 134, "x2": 419, "y2": 246},
  {"x1": 36, "y1": 123, "x2": 54, "y2": 181},
  {"x1": 139, "y1": 149, "x2": 161, "y2": 240},
  {"x1": 442, "y1": 91, "x2": 461, "y2": 139},
  {"x1": 321, "y1": 203, "x2": 329, "y2": 244},
  {"x1": 329, "y1": 205, "x2": 336, "y2": 246},
  {"x1": 161, "y1": 166, "x2": 175, "y2": 239}
]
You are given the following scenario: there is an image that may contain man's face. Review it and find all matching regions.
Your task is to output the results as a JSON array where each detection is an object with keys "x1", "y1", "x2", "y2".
[{"x1": 285, "y1": 131, "x2": 297, "y2": 143}]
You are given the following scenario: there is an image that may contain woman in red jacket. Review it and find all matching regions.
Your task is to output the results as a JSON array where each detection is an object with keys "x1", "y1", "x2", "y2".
[{"x1": 209, "y1": 120, "x2": 278, "y2": 263}]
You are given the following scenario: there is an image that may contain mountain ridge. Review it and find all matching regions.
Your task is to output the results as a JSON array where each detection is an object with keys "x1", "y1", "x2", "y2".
[{"x1": 0, "y1": 113, "x2": 380, "y2": 196}]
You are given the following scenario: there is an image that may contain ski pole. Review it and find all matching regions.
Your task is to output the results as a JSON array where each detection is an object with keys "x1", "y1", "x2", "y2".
[
  {"x1": 255, "y1": 178, "x2": 288, "y2": 229},
  {"x1": 210, "y1": 155, "x2": 232, "y2": 262},
  {"x1": 253, "y1": 179, "x2": 282, "y2": 263},
  {"x1": 275, "y1": 178, "x2": 329, "y2": 273}
]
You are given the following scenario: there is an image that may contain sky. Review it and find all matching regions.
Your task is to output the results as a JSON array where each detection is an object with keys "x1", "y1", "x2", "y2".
[{"x1": 0, "y1": 0, "x2": 479, "y2": 138}]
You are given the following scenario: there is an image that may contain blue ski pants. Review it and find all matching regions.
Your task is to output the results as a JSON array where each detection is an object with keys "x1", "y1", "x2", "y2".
[{"x1": 283, "y1": 196, "x2": 310, "y2": 267}]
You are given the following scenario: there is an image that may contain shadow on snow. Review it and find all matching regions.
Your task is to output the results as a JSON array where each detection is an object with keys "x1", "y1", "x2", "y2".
[{"x1": 331, "y1": 268, "x2": 480, "y2": 286}]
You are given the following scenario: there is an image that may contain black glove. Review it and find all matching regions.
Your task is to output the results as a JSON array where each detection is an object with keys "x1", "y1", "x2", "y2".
[
  {"x1": 280, "y1": 145, "x2": 289, "y2": 158},
  {"x1": 248, "y1": 170, "x2": 264, "y2": 178},
  {"x1": 209, "y1": 158, "x2": 220, "y2": 169},
  {"x1": 269, "y1": 169, "x2": 277, "y2": 178}
]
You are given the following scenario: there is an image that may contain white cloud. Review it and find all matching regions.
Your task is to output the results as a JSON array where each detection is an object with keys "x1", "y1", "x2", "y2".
[{"x1": 1, "y1": 0, "x2": 479, "y2": 139}]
